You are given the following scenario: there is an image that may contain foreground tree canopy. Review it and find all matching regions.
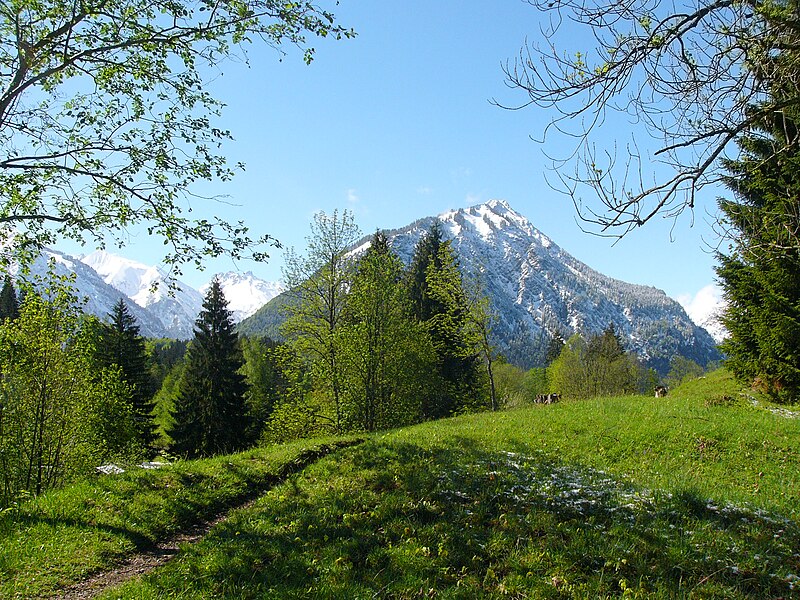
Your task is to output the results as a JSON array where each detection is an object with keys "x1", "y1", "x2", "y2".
[
  {"x1": 505, "y1": 0, "x2": 800, "y2": 237},
  {"x1": 0, "y1": 0, "x2": 352, "y2": 274}
]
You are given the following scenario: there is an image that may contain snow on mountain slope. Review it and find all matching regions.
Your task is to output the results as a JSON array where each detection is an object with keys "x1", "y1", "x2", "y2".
[
  {"x1": 375, "y1": 199, "x2": 720, "y2": 372},
  {"x1": 200, "y1": 271, "x2": 284, "y2": 323},
  {"x1": 13, "y1": 248, "x2": 168, "y2": 338},
  {"x1": 81, "y1": 250, "x2": 203, "y2": 339}
]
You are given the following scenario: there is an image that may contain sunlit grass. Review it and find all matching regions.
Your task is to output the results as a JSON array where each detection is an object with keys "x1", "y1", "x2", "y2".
[
  {"x1": 0, "y1": 437, "x2": 361, "y2": 598},
  {"x1": 105, "y1": 369, "x2": 800, "y2": 599}
]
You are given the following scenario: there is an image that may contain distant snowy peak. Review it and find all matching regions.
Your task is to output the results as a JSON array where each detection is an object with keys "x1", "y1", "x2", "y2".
[
  {"x1": 441, "y1": 199, "x2": 554, "y2": 248},
  {"x1": 80, "y1": 249, "x2": 203, "y2": 339},
  {"x1": 16, "y1": 248, "x2": 168, "y2": 338},
  {"x1": 201, "y1": 271, "x2": 284, "y2": 322}
]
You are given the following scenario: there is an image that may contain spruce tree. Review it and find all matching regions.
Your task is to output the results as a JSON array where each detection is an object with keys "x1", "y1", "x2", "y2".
[
  {"x1": 0, "y1": 276, "x2": 19, "y2": 321},
  {"x1": 407, "y1": 220, "x2": 445, "y2": 322},
  {"x1": 98, "y1": 299, "x2": 157, "y2": 446},
  {"x1": 410, "y1": 230, "x2": 485, "y2": 418},
  {"x1": 170, "y1": 279, "x2": 249, "y2": 457},
  {"x1": 716, "y1": 110, "x2": 800, "y2": 402}
]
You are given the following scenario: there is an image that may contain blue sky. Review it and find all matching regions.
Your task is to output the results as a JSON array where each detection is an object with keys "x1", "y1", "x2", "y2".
[{"x1": 92, "y1": 1, "x2": 724, "y2": 310}]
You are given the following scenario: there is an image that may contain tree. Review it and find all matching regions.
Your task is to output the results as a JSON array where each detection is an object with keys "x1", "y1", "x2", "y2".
[
  {"x1": 169, "y1": 279, "x2": 249, "y2": 457},
  {"x1": 422, "y1": 238, "x2": 487, "y2": 416},
  {"x1": 239, "y1": 336, "x2": 286, "y2": 441},
  {"x1": 341, "y1": 232, "x2": 434, "y2": 430},
  {"x1": 0, "y1": 276, "x2": 18, "y2": 321},
  {"x1": 544, "y1": 332, "x2": 565, "y2": 366},
  {"x1": 281, "y1": 210, "x2": 361, "y2": 433},
  {"x1": 0, "y1": 290, "x2": 136, "y2": 506},
  {"x1": 0, "y1": 0, "x2": 352, "y2": 276},
  {"x1": 716, "y1": 109, "x2": 800, "y2": 402},
  {"x1": 665, "y1": 355, "x2": 705, "y2": 388},
  {"x1": 502, "y1": 0, "x2": 800, "y2": 238},
  {"x1": 407, "y1": 220, "x2": 445, "y2": 322},
  {"x1": 548, "y1": 333, "x2": 590, "y2": 398},
  {"x1": 548, "y1": 326, "x2": 641, "y2": 398},
  {"x1": 94, "y1": 299, "x2": 157, "y2": 447},
  {"x1": 584, "y1": 323, "x2": 641, "y2": 397},
  {"x1": 463, "y1": 271, "x2": 500, "y2": 411}
]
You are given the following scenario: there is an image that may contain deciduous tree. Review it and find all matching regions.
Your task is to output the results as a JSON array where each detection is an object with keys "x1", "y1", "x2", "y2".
[
  {"x1": 281, "y1": 210, "x2": 361, "y2": 433},
  {"x1": 341, "y1": 232, "x2": 434, "y2": 430},
  {"x1": 0, "y1": 289, "x2": 135, "y2": 506},
  {"x1": 0, "y1": 0, "x2": 352, "y2": 275},
  {"x1": 503, "y1": 0, "x2": 800, "y2": 238}
]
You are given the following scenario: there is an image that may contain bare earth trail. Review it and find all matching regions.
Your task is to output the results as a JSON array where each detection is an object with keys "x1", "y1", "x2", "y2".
[{"x1": 54, "y1": 440, "x2": 364, "y2": 600}]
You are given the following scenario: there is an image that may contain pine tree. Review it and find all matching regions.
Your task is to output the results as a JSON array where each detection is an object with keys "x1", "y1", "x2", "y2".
[
  {"x1": 0, "y1": 276, "x2": 19, "y2": 321},
  {"x1": 169, "y1": 280, "x2": 249, "y2": 457},
  {"x1": 419, "y1": 237, "x2": 485, "y2": 417},
  {"x1": 97, "y1": 299, "x2": 157, "y2": 446},
  {"x1": 716, "y1": 110, "x2": 800, "y2": 402}
]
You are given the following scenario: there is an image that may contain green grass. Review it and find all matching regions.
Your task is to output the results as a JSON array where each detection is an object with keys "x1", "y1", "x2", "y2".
[
  {"x1": 3, "y1": 369, "x2": 800, "y2": 598},
  {"x1": 101, "y1": 370, "x2": 799, "y2": 599},
  {"x1": 0, "y1": 437, "x2": 362, "y2": 598}
]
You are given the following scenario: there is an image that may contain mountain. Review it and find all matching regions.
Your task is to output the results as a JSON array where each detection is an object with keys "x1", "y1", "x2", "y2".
[
  {"x1": 13, "y1": 248, "x2": 169, "y2": 338},
  {"x1": 81, "y1": 250, "x2": 204, "y2": 339},
  {"x1": 240, "y1": 199, "x2": 720, "y2": 374},
  {"x1": 200, "y1": 271, "x2": 284, "y2": 323}
]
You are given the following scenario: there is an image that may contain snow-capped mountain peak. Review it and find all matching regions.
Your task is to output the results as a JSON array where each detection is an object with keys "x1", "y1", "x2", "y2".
[{"x1": 200, "y1": 271, "x2": 284, "y2": 322}]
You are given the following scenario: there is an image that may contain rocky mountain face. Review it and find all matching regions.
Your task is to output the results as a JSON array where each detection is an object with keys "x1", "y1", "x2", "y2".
[
  {"x1": 81, "y1": 250, "x2": 204, "y2": 339},
  {"x1": 241, "y1": 199, "x2": 720, "y2": 373}
]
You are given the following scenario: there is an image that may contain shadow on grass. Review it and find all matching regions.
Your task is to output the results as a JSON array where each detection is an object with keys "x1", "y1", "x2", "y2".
[{"x1": 115, "y1": 437, "x2": 799, "y2": 599}]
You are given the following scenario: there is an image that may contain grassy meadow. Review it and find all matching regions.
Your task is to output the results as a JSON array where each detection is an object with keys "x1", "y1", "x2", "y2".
[{"x1": 2, "y1": 370, "x2": 799, "y2": 598}]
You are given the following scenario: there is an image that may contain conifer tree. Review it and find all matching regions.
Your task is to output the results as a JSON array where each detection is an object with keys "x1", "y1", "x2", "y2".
[
  {"x1": 407, "y1": 220, "x2": 445, "y2": 322},
  {"x1": 0, "y1": 276, "x2": 18, "y2": 321},
  {"x1": 716, "y1": 110, "x2": 800, "y2": 402},
  {"x1": 97, "y1": 299, "x2": 157, "y2": 446},
  {"x1": 414, "y1": 233, "x2": 485, "y2": 417},
  {"x1": 170, "y1": 280, "x2": 249, "y2": 457}
]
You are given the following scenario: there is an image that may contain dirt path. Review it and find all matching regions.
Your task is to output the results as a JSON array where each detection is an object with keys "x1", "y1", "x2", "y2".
[{"x1": 54, "y1": 440, "x2": 364, "y2": 599}]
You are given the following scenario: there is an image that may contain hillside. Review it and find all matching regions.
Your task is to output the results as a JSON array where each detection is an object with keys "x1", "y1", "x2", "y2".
[
  {"x1": 240, "y1": 199, "x2": 720, "y2": 373},
  {"x1": 2, "y1": 371, "x2": 798, "y2": 599}
]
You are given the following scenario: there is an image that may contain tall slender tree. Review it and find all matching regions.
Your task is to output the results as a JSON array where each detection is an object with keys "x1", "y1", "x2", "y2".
[
  {"x1": 407, "y1": 220, "x2": 445, "y2": 322},
  {"x1": 342, "y1": 231, "x2": 434, "y2": 430},
  {"x1": 413, "y1": 232, "x2": 486, "y2": 417},
  {"x1": 281, "y1": 210, "x2": 361, "y2": 433},
  {"x1": 717, "y1": 109, "x2": 800, "y2": 402},
  {"x1": 96, "y1": 299, "x2": 157, "y2": 446},
  {"x1": 169, "y1": 280, "x2": 249, "y2": 457},
  {"x1": 0, "y1": 276, "x2": 18, "y2": 321}
]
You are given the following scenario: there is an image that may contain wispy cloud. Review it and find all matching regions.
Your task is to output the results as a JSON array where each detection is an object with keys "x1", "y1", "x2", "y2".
[{"x1": 346, "y1": 188, "x2": 360, "y2": 205}]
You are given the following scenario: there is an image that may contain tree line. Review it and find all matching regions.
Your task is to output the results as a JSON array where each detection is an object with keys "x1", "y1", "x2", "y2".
[{"x1": 0, "y1": 214, "x2": 498, "y2": 507}]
